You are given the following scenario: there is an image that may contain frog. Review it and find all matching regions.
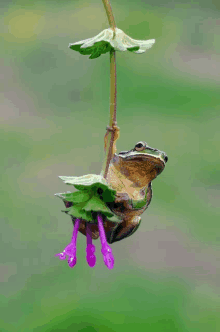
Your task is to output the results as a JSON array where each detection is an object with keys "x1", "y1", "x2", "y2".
[{"x1": 64, "y1": 141, "x2": 168, "y2": 244}]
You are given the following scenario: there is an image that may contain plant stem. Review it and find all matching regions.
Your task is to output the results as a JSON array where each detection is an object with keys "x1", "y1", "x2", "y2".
[
  {"x1": 102, "y1": 0, "x2": 116, "y2": 30},
  {"x1": 102, "y1": 50, "x2": 117, "y2": 178},
  {"x1": 109, "y1": 50, "x2": 117, "y2": 127},
  {"x1": 101, "y1": 0, "x2": 119, "y2": 179}
]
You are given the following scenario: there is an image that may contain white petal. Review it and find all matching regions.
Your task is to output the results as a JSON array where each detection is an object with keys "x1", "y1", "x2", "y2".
[
  {"x1": 95, "y1": 29, "x2": 113, "y2": 44},
  {"x1": 81, "y1": 30, "x2": 107, "y2": 48},
  {"x1": 69, "y1": 36, "x2": 93, "y2": 47},
  {"x1": 129, "y1": 37, "x2": 155, "y2": 52},
  {"x1": 79, "y1": 29, "x2": 114, "y2": 49},
  {"x1": 109, "y1": 28, "x2": 131, "y2": 51},
  {"x1": 110, "y1": 40, "x2": 127, "y2": 51},
  {"x1": 80, "y1": 40, "x2": 96, "y2": 48}
]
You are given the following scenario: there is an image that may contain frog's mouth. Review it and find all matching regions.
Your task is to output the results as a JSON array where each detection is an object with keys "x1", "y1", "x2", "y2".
[{"x1": 119, "y1": 148, "x2": 167, "y2": 161}]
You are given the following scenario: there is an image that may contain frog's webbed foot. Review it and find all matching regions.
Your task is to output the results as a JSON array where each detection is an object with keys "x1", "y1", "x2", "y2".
[{"x1": 107, "y1": 216, "x2": 141, "y2": 244}]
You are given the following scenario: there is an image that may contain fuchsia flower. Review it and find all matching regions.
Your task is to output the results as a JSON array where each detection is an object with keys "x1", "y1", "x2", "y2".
[
  {"x1": 55, "y1": 174, "x2": 118, "y2": 269},
  {"x1": 55, "y1": 215, "x2": 114, "y2": 269}
]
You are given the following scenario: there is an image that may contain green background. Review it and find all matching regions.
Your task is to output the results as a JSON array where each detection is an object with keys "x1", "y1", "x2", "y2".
[{"x1": 1, "y1": 0, "x2": 220, "y2": 331}]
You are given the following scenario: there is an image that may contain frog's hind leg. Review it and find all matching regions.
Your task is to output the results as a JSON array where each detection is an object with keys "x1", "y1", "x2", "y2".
[{"x1": 106, "y1": 216, "x2": 141, "y2": 244}]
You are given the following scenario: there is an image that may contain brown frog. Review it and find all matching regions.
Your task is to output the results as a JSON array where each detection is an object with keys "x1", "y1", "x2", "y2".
[{"x1": 66, "y1": 141, "x2": 168, "y2": 244}]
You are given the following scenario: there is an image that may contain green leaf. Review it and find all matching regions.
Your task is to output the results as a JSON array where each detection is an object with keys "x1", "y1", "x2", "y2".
[
  {"x1": 55, "y1": 192, "x2": 67, "y2": 200},
  {"x1": 107, "y1": 214, "x2": 122, "y2": 223},
  {"x1": 127, "y1": 46, "x2": 140, "y2": 52},
  {"x1": 99, "y1": 187, "x2": 116, "y2": 204},
  {"x1": 69, "y1": 44, "x2": 92, "y2": 55},
  {"x1": 68, "y1": 205, "x2": 93, "y2": 222},
  {"x1": 58, "y1": 191, "x2": 91, "y2": 204},
  {"x1": 57, "y1": 174, "x2": 121, "y2": 223},
  {"x1": 58, "y1": 190, "x2": 121, "y2": 222},
  {"x1": 59, "y1": 174, "x2": 106, "y2": 186},
  {"x1": 59, "y1": 174, "x2": 116, "y2": 203},
  {"x1": 89, "y1": 50, "x2": 102, "y2": 59},
  {"x1": 83, "y1": 194, "x2": 114, "y2": 217},
  {"x1": 70, "y1": 41, "x2": 114, "y2": 59},
  {"x1": 103, "y1": 43, "x2": 113, "y2": 54},
  {"x1": 65, "y1": 196, "x2": 118, "y2": 222}
]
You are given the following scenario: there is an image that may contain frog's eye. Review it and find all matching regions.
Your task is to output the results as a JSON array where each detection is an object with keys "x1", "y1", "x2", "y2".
[{"x1": 135, "y1": 141, "x2": 146, "y2": 151}]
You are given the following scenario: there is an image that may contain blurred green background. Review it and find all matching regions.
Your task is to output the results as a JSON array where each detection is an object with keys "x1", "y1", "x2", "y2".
[{"x1": 1, "y1": 0, "x2": 220, "y2": 331}]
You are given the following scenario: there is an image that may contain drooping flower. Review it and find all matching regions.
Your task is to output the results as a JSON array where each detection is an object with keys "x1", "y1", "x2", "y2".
[
  {"x1": 69, "y1": 27, "x2": 155, "y2": 59},
  {"x1": 55, "y1": 174, "x2": 116, "y2": 269}
]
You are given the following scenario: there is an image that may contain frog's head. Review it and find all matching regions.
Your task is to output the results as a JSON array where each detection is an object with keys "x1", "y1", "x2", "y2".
[{"x1": 112, "y1": 141, "x2": 168, "y2": 187}]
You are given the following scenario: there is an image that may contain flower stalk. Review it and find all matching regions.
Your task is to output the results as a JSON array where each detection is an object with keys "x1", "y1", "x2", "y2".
[
  {"x1": 101, "y1": 0, "x2": 119, "y2": 178},
  {"x1": 102, "y1": 49, "x2": 119, "y2": 178},
  {"x1": 102, "y1": 0, "x2": 116, "y2": 31}
]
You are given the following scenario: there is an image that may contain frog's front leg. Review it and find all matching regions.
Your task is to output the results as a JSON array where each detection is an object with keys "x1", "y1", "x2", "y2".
[
  {"x1": 104, "y1": 123, "x2": 120, "y2": 155},
  {"x1": 107, "y1": 216, "x2": 141, "y2": 244}
]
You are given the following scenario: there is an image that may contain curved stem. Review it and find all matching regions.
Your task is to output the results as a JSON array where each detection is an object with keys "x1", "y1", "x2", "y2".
[
  {"x1": 102, "y1": 0, "x2": 116, "y2": 31},
  {"x1": 101, "y1": 0, "x2": 118, "y2": 178},
  {"x1": 102, "y1": 49, "x2": 117, "y2": 178},
  {"x1": 109, "y1": 50, "x2": 117, "y2": 125}
]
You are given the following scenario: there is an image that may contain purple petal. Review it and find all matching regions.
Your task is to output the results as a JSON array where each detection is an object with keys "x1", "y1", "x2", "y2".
[
  {"x1": 55, "y1": 252, "x2": 66, "y2": 260},
  {"x1": 55, "y1": 219, "x2": 80, "y2": 268},
  {"x1": 68, "y1": 256, "x2": 77, "y2": 268},
  {"x1": 86, "y1": 244, "x2": 96, "y2": 267},
  {"x1": 86, "y1": 223, "x2": 96, "y2": 268},
  {"x1": 97, "y1": 214, "x2": 115, "y2": 270}
]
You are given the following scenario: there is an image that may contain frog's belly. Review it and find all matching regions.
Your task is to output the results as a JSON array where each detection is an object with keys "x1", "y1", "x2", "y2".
[
  {"x1": 106, "y1": 182, "x2": 152, "y2": 222},
  {"x1": 106, "y1": 164, "x2": 145, "y2": 201}
]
